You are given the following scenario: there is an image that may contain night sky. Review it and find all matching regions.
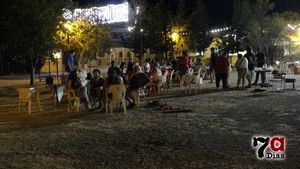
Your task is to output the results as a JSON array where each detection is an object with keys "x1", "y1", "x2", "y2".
[{"x1": 74, "y1": 0, "x2": 300, "y2": 26}]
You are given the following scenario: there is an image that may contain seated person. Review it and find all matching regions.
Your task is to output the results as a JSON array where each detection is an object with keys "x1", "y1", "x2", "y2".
[
  {"x1": 124, "y1": 62, "x2": 134, "y2": 85},
  {"x1": 150, "y1": 62, "x2": 162, "y2": 84},
  {"x1": 104, "y1": 69, "x2": 124, "y2": 104},
  {"x1": 67, "y1": 70, "x2": 92, "y2": 110},
  {"x1": 126, "y1": 65, "x2": 150, "y2": 108},
  {"x1": 105, "y1": 69, "x2": 124, "y2": 88},
  {"x1": 67, "y1": 70, "x2": 82, "y2": 92},
  {"x1": 90, "y1": 69, "x2": 105, "y2": 109}
]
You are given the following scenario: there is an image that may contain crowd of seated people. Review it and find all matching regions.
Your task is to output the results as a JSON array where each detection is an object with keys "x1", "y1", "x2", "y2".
[{"x1": 64, "y1": 53, "x2": 194, "y2": 111}]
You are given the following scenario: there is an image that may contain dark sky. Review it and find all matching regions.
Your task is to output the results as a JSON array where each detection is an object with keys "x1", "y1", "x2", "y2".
[{"x1": 74, "y1": 0, "x2": 300, "y2": 26}]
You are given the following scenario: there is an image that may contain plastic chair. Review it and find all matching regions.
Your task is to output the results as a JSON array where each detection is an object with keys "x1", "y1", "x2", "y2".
[
  {"x1": 168, "y1": 70, "x2": 175, "y2": 89},
  {"x1": 17, "y1": 88, "x2": 42, "y2": 114},
  {"x1": 67, "y1": 90, "x2": 80, "y2": 112},
  {"x1": 192, "y1": 73, "x2": 203, "y2": 93},
  {"x1": 157, "y1": 75, "x2": 167, "y2": 93},
  {"x1": 180, "y1": 75, "x2": 194, "y2": 92},
  {"x1": 188, "y1": 68, "x2": 194, "y2": 76},
  {"x1": 105, "y1": 85, "x2": 127, "y2": 114},
  {"x1": 52, "y1": 85, "x2": 65, "y2": 107},
  {"x1": 132, "y1": 88, "x2": 147, "y2": 107}
]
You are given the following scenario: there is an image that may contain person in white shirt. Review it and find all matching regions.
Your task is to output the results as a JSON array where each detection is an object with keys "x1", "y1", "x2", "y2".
[
  {"x1": 143, "y1": 59, "x2": 151, "y2": 75},
  {"x1": 235, "y1": 54, "x2": 248, "y2": 89},
  {"x1": 78, "y1": 69, "x2": 92, "y2": 110},
  {"x1": 150, "y1": 62, "x2": 162, "y2": 83}
]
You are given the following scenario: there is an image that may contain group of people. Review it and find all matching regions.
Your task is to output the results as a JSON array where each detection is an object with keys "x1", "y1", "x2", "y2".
[
  {"x1": 63, "y1": 49, "x2": 195, "y2": 111},
  {"x1": 63, "y1": 47, "x2": 267, "y2": 112},
  {"x1": 65, "y1": 61, "x2": 150, "y2": 111},
  {"x1": 209, "y1": 46, "x2": 267, "y2": 90}
]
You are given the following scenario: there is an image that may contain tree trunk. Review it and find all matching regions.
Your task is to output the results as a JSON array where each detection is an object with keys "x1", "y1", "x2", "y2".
[
  {"x1": 164, "y1": 31, "x2": 168, "y2": 59},
  {"x1": 30, "y1": 55, "x2": 35, "y2": 87},
  {"x1": 0, "y1": 55, "x2": 3, "y2": 75},
  {"x1": 79, "y1": 51, "x2": 84, "y2": 69}
]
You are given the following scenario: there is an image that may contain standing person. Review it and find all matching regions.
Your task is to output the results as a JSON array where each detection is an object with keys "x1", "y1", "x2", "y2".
[
  {"x1": 209, "y1": 47, "x2": 218, "y2": 83},
  {"x1": 253, "y1": 47, "x2": 267, "y2": 85},
  {"x1": 244, "y1": 46, "x2": 255, "y2": 88},
  {"x1": 235, "y1": 54, "x2": 248, "y2": 89},
  {"x1": 209, "y1": 47, "x2": 218, "y2": 71},
  {"x1": 215, "y1": 52, "x2": 230, "y2": 89},
  {"x1": 67, "y1": 50, "x2": 76, "y2": 72},
  {"x1": 180, "y1": 51, "x2": 190, "y2": 77}
]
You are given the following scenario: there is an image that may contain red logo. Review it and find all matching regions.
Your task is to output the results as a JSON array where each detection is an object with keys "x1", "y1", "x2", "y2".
[{"x1": 252, "y1": 136, "x2": 286, "y2": 160}]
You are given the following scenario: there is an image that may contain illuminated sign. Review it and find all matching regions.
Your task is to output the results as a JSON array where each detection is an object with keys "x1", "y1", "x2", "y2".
[{"x1": 63, "y1": 2, "x2": 129, "y2": 24}]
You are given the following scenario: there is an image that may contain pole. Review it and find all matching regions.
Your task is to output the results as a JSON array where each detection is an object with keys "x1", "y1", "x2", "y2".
[
  {"x1": 30, "y1": 55, "x2": 34, "y2": 87},
  {"x1": 0, "y1": 55, "x2": 3, "y2": 75},
  {"x1": 56, "y1": 58, "x2": 59, "y2": 83},
  {"x1": 140, "y1": 31, "x2": 143, "y2": 62},
  {"x1": 48, "y1": 58, "x2": 51, "y2": 77},
  {"x1": 164, "y1": 30, "x2": 168, "y2": 59}
]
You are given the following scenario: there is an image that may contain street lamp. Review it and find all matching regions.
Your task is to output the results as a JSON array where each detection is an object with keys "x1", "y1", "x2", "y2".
[
  {"x1": 140, "y1": 28, "x2": 144, "y2": 59},
  {"x1": 171, "y1": 32, "x2": 179, "y2": 42},
  {"x1": 53, "y1": 51, "x2": 62, "y2": 84}
]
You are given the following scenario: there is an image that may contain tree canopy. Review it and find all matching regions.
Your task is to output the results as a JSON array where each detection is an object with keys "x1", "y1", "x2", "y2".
[
  {"x1": 125, "y1": 0, "x2": 212, "y2": 58},
  {"x1": 55, "y1": 20, "x2": 110, "y2": 68},
  {"x1": 0, "y1": 0, "x2": 67, "y2": 84}
]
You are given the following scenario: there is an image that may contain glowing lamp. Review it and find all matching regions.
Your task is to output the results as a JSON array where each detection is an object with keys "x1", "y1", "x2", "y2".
[{"x1": 171, "y1": 32, "x2": 179, "y2": 42}]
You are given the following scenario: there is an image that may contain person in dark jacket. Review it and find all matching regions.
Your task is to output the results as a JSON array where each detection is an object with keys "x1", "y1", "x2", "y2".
[
  {"x1": 90, "y1": 69, "x2": 106, "y2": 109},
  {"x1": 253, "y1": 47, "x2": 266, "y2": 85},
  {"x1": 126, "y1": 65, "x2": 150, "y2": 109},
  {"x1": 209, "y1": 47, "x2": 218, "y2": 71},
  {"x1": 215, "y1": 52, "x2": 230, "y2": 89}
]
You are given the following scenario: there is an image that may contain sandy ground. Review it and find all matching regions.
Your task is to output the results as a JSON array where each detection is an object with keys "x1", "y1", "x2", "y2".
[{"x1": 0, "y1": 72, "x2": 299, "y2": 168}]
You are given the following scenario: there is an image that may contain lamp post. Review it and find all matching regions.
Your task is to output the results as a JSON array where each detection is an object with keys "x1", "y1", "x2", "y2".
[
  {"x1": 140, "y1": 28, "x2": 144, "y2": 60},
  {"x1": 53, "y1": 52, "x2": 60, "y2": 84},
  {"x1": 63, "y1": 22, "x2": 74, "y2": 73}
]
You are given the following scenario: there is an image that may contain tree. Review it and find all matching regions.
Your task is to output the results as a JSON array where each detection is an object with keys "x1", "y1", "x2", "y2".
[
  {"x1": 122, "y1": 0, "x2": 148, "y2": 60},
  {"x1": 139, "y1": 1, "x2": 173, "y2": 59},
  {"x1": 127, "y1": 0, "x2": 175, "y2": 59},
  {"x1": 170, "y1": 0, "x2": 190, "y2": 55},
  {"x1": 188, "y1": 0, "x2": 212, "y2": 53},
  {"x1": 0, "y1": 0, "x2": 67, "y2": 85},
  {"x1": 280, "y1": 11, "x2": 300, "y2": 24},
  {"x1": 232, "y1": 0, "x2": 286, "y2": 55},
  {"x1": 55, "y1": 20, "x2": 110, "y2": 68}
]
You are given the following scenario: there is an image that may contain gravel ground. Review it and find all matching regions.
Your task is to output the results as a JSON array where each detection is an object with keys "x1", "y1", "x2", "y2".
[{"x1": 0, "y1": 72, "x2": 299, "y2": 169}]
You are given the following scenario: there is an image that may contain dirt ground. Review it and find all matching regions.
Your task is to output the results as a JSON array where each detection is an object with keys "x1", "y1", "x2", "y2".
[{"x1": 0, "y1": 72, "x2": 299, "y2": 169}]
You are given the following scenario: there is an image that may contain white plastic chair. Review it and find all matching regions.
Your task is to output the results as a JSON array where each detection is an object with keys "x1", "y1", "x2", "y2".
[
  {"x1": 168, "y1": 70, "x2": 175, "y2": 89},
  {"x1": 17, "y1": 88, "x2": 42, "y2": 114},
  {"x1": 157, "y1": 75, "x2": 167, "y2": 93},
  {"x1": 132, "y1": 88, "x2": 147, "y2": 107},
  {"x1": 105, "y1": 85, "x2": 127, "y2": 114}
]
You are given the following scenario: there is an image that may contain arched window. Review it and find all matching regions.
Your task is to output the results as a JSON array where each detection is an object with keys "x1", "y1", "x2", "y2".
[
  {"x1": 119, "y1": 52, "x2": 123, "y2": 58},
  {"x1": 127, "y1": 52, "x2": 131, "y2": 58}
]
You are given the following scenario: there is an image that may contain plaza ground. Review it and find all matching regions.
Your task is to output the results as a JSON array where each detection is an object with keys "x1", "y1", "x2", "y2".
[{"x1": 0, "y1": 72, "x2": 299, "y2": 168}]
